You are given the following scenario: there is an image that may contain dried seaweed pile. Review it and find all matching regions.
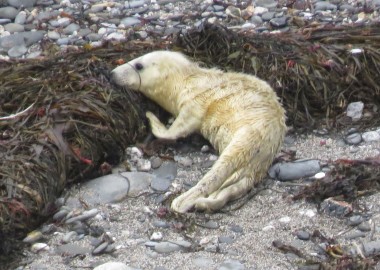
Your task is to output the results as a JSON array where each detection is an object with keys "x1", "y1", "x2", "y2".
[
  {"x1": 177, "y1": 22, "x2": 380, "y2": 128},
  {"x1": 294, "y1": 157, "x2": 380, "y2": 203},
  {"x1": 0, "y1": 42, "x2": 161, "y2": 256}
]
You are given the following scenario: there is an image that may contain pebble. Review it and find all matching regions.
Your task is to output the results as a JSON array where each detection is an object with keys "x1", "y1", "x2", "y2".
[
  {"x1": 218, "y1": 236, "x2": 235, "y2": 244},
  {"x1": 202, "y1": 220, "x2": 220, "y2": 229},
  {"x1": 4, "y1": 23, "x2": 24, "y2": 33},
  {"x1": 344, "y1": 132, "x2": 362, "y2": 145},
  {"x1": 62, "y1": 231, "x2": 78, "y2": 243},
  {"x1": 154, "y1": 242, "x2": 182, "y2": 253},
  {"x1": 358, "y1": 221, "x2": 372, "y2": 232},
  {"x1": 0, "y1": 7, "x2": 18, "y2": 19},
  {"x1": 65, "y1": 208, "x2": 99, "y2": 224},
  {"x1": 175, "y1": 156, "x2": 193, "y2": 167},
  {"x1": 346, "y1": 101, "x2": 364, "y2": 121},
  {"x1": 268, "y1": 159, "x2": 321, "y2": 181},
  {"x1": 8, "y1": 0, "x2": 37, "y2": 8},
  {"x1": 219, "y1": 259, "x2": 245, "y2": 270},
  {"x1": 362, "y1": 131, "x2": 380, "y2": 142},
  {"x1": 94, "y1": 262, "x2": 131, "y2": 270},
  {"x1": 296, "y1": 230, "x2": 310, "y2": 240},
  {"x1": 150, "y1": 156, "x2": 163, "y2": 169},
  {"x1": 8, "y1": 45, "x2": 28, "y2": 58},
  {"x1": 193, "y1": 257, "x2": 214, "y2": 268},
  {"x1": 30, "y1": 243, "x2": 50, "y2": 253},
  {"x1": 348, "y1": 215, "x2": 364, "y2": 226},
  {"x1": 92, "y1": 241, "x2": 109, "y2": 254},
  {"x1": 23, "y1": 230, "x2": 43, "y2": 243}
]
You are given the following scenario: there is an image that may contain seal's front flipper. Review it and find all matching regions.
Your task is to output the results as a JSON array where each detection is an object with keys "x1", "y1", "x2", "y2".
[{"x1": 146, "y1": 106, "x2": 202, "y2": 140}]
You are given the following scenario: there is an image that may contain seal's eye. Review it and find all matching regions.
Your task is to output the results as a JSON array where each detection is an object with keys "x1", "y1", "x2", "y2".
[{"x1": 135, "y1": 63, "x2": 144, "y2": 71}]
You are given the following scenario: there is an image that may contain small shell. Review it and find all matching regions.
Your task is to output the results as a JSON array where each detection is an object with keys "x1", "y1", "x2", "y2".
[
  {"x1": 23, "y1": 230, "x2": 43, "y2": 243},
  {"x1": 31, "y1": 243, "x2": 50, "y2": 253}
]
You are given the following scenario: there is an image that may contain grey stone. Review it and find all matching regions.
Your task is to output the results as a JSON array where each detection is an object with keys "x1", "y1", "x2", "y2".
[
  {"x1": 94, "y1": 262, "x2": 131, "y2": 270},
  {"x1": 358, "y1": 221, "x2": 371, "y2": 232},
  {"x1": 268, "y1": 159, "x2": 321, "y2": 181},
  {"x1": 170, "y1": 240, "x2": 192, "y2": 248},
  {"x1": 296, "y1": 230, "x2": 310, "y2": 240},
  {"x1": 0, "y1": 31, "x2": 44, "y2": 50},
  {"x1": 8, "y1": 0, "x2": 37, "y2": 7},
  {"x1": 154, "y1": 242, "x2": 182, "y2": 253},
  {"x1": 218, "y1": 236, "x2": 235, "y2": 244},
  {"x1": 152, "y1": 161, "x2": 177, "y2": 181},
  {"x1": 57, "y1": 37, "x2": 70, "y2": 45},
  {"x1": 193, "y1": 257, "x2": 214, "y2": 268},
  {"x1": 15, "y1": 11, "x2": 27, "y2": 24},
  {"x1": 314, "y1": 1, "x2": 337, "y2": 11},
  {"x1": 56, "y1": 243, "x2": 90, "y2": 256},
  {"x1": 346, "y1": 101, "x2": 364, "y2": 121},
  {"x1": 229, "y1": 224, "x2": 243, "y2": 233},
  {"x1": 269, "y1": 16, "x2": 288, "y2": 27},
  {"x1": 261, "y1": 11, "x2": 275, "y2": 21},
  {"x1": 362, "y1": 131, "x2": 380, "y2": 142},
  {"x1": 348, "y1": 215, "x2": 364, "y2": 226},
  {"x1": 0, "y1": 7, "x2": 18, "y2": 19},
  {"x1": 36, "y1": 10, "x2": 60, "y2": 21},
  {"x1": 65, "y1": 173, "x2": 141, "y2": 208},
  {"x1": 4, "y1": 23, "x2": 24, "y2": 33},
  {"x1": 251, "y1": 15, "x2": 263, "y2": 25},
  {"x1": 125, "y1": 0, "x2": 145, "y2": 9},
  {"x1": 202, "y1": 220, "x2": 219, "y2": 229},
  {"x1": 152, "y1": 220, "x2": 170, "y2": 228},
  {"x1": 86, "y1": 33, "x2": 102, "y2": 41},
  {"x1": 362, "y1": 240, "x2": 380, "y2": 256},
  {"x1": 345, "y1": 133, "x2": 362, "y2": 145},
  {"x1": 47, "y1": 31, "x2": 60, "y2": 40},
  {"x1": 77, "y1": 28, "x2": 92, "y2": 37},
  {"x1": 62, "y1": 231, "x2": 78, "y2": 243},
  {"x1": 63, "y1": 23, "x2": 80, "y2": 35},
  {"x1": 49, "y1": 17, "x2": 71, "y2": 28},
  {"x1": 254, "y1": 0, "x2": 277, "y2": 9},
  {"x1": 345, "y1": 230, "x2": 366, "y2": 240},
  {"x1": 120, "y1": 17, "x2": 141, "y2": 27},
  {"x1": 8, "y1": 44, "x2": 27, "y2": 57},
  {"x1": 218, "y1": 259, "x2": 245, "y2": 270},
  {"x1": 212, "y1": 5, "x2": 225, "y2": 12},
  {"x1": 65, "y1": 208, "x2": 99, "y2": 224},
  {"x1": 150, "y1": 157, "x2": 163, "y2": 169},
  {"x1": 339, "y1": 4, "x2": 355, "y2": 11},
  {"x1": 151, "y1": 176, "x2": 171, "y2": 192}
]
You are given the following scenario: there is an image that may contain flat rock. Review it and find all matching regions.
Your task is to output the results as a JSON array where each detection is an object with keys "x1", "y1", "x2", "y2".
[
  {"x1": 362, "y1": 131, "x2": 380, "y2": 142},
  {"x1": 120, "y1": 17, "x2": 141, "y2": 27},
  {"x1": 4, "y1": 23, "x2": 25, "y2": 33},
  {"x1": 8, "y1": 0, "x2": 37, "y2": 7},
  {"x1": 94, "y1": 262, "x2": 135, "y2": 270},
  {"x1": 55, "y1": 243, "x2": 90, "y2": 256},
  {"x1": 0, "y1": 7, "x2": 18, "y2": 19},
  {"x1": 152, "y1": 161, "x2": 177, "y2": 181},
  {"x1": 154, "y1": 242, "x2": 182, "y2": 253},
  {"x1": 219, "y1": 259, "x2": 245, "y2": 270},
  {"x1": 65, "y1": 172, "x2": 151, "y2": 208},
  {"x1": 8, "y1": 44, "x2": 27, "y2": 57},
  {"x1": 0, "y1": 31, "x2": 45, "y2": 50}
]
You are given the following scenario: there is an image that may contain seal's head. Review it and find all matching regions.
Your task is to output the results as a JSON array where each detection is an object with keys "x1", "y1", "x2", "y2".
[{"x1": 111, "y1": 51, "x2": 196, "y2": 92}]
